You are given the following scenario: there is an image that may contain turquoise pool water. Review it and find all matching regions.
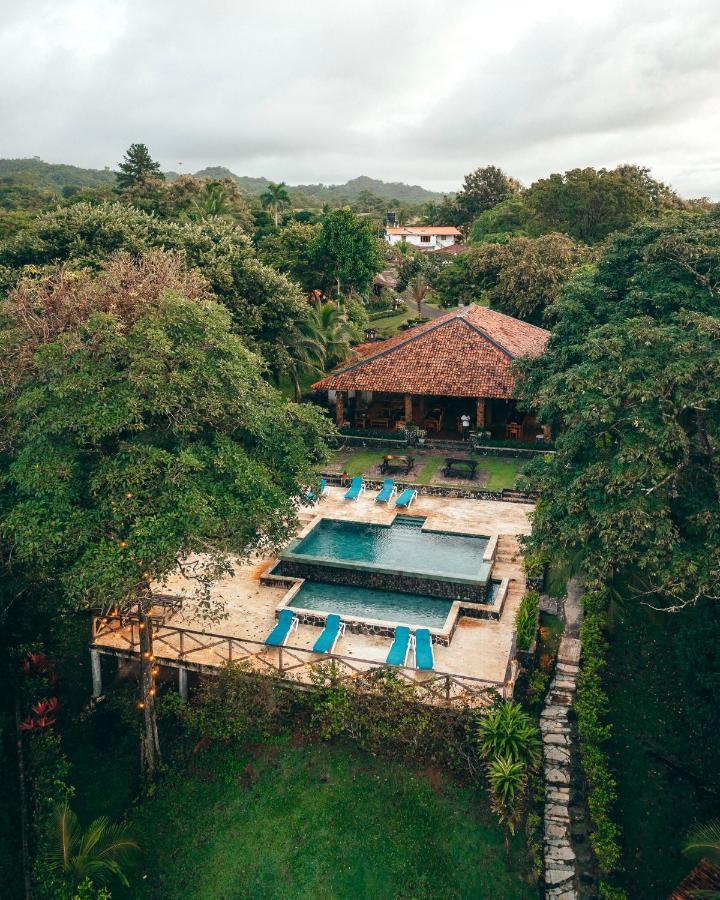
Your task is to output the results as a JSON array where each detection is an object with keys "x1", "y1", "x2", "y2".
[
  {"x1": 289, "y1": 581, "x2": 452, "y2": 628},
  {"x1": 285, "y1": 518, "x2": 488, "y2": 579}
]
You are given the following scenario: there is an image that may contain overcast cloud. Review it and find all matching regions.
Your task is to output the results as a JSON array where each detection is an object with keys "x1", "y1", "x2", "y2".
[{"x1": 1, "y1": 0, "x2": 719, "y2": 198}]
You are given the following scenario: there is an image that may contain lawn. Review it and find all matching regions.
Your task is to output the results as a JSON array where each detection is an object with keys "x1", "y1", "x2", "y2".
[
  {"x1": 327, "y1": 450, "x2": 523, "y2": 491},
  {"x1": 369, "y1": 308, "x2": 412, "y2": 338},
  {"x1": 120, "y1": 740, "x2": 536, "y2": 900}
]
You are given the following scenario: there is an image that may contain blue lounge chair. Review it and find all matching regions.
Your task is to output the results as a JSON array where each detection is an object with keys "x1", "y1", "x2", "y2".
[
  {"x1": 386, "y1": 626, "x2": 413, "y2": 667},
  {"x1": 394, "y1": 488, "x2": 417, "y2": 508},
  {"x1": 305, "y1": 478, "x2": 327, "y2": 503},
  {"x1": 265, "y1": 608, "x2": 298, "y2": 647},
  {"x1": 375, "y1": 479, "x2": 396, "y2": 503},
  {"x1": 415, "y1": 628, "x2": 435, "y2": 670},
  {"x1": 313, "y1": 613, "x2": 346, "y2": 654},
  {"x1": 344, "y1": 477, "x2": 365, "y2": 501}
]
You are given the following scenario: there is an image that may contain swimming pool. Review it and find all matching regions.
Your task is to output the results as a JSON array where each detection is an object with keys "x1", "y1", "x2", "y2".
[
  {"x1": 282, "y1": 518, "x2": 489, "y2": 582},
  {"x1": 289, "y1": 581, "x2": 453, "y2": 628}
]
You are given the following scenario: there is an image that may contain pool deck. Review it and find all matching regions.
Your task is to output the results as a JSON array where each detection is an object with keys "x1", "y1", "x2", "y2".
[{"x1": 92, "y1": 489, "x2": 533, "y2": 700}]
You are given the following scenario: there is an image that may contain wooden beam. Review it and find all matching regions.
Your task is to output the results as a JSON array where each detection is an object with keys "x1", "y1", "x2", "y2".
[
  {"x1": 404, "y1": 394, "x2": 413, "y2": 422},
  {"x1": 476, "y1": 398, "x2": 485, "y2": 428},
  {"x1": 335, "y1": 392, "x2": 344, "y2": 425}
]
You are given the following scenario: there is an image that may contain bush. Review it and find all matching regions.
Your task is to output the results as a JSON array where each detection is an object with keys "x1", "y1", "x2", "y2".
[
  {"x1": 515, "y1": 591, "x2": 540, "y2": 651},
  {"x1": 576, "y1": 588, "x2": 624, "y2": 881}
]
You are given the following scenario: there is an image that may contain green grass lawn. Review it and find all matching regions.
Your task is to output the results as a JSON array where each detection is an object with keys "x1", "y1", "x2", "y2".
[
  {"x1": 328, "y1": 451, "x2": 523, "y2": 491},
  {"x1": 369, "y1": 309, "x2": 412, "y2": 338},
  {"x1": 121, "y1": 740, "x2": 536, "y2": 900}
]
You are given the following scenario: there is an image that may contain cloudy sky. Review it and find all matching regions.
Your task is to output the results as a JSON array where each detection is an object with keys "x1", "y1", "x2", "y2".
[{"x1": 2, "y1": 0, "x2": 720, "y2": 198}]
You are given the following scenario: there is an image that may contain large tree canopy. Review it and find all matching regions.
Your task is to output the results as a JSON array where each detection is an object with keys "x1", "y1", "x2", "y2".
[
  {"x1": 524, "y1": 165, "x2": 684, "y2": 244},
  {"x1": 456, "y1": 165, "x2": 521, "y2": 227},
  {"x1": 311, "y1": 208, "x2": 384, "y2": 297},
  {"x1": 517, "y1": 212, "x2": 720, "y2": 608},
  {"x1": 0, "y1": 202, "x2": 308, "y2": 374},
  {"x1": 0, "y1": 250, "x2": 332, "y2": 613}
]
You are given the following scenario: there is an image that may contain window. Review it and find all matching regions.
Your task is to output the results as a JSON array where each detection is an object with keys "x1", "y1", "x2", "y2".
[{"x1": 420, "y1": 235, "x2": 431, "y2": 243}]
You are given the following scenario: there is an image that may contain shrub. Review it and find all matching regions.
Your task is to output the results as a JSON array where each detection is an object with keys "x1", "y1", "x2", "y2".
[
  {"x1": 576, "y1": 588, "x2": 624, "y2": 881},
  {"x1": 515, "y1": 591, "x2": 540, "y2": 651}
]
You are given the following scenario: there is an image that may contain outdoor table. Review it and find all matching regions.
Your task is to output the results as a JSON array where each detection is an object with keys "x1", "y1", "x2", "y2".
[
  {"x1": 380, "y1": 455, "x2": 415, "y2": 475},
  {"x1": 442, "y1": 457, "x2": 478, "y2": 479}
]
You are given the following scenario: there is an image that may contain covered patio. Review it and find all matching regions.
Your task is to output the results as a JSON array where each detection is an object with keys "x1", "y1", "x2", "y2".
[{"x1": 313, "y1": 304, "x2": 551, "y2": 443}]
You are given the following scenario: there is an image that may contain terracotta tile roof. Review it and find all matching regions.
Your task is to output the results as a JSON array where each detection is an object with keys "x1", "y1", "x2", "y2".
[
  {"x1": 312, "y1": 304, "x2": 550, "y2": 399},
  {"x1": 669, "y1": 859, "x2": 720, "y2": 899},
  {"x1": 435, "y1": 242, "x2": 468, "y2": 255},
  {"x1": 387, "y1": 226, "x2": 462, "y2": 236}
]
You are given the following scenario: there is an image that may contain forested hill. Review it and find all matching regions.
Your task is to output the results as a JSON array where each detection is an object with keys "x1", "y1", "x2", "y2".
[
  {"x1": 1, "y1": 159, "x2": 449, "y2": 203},
  {"x1": 191, "y1": 171, "x2": 449, "y2": 203},
  {"x1": 0, "y1": 158, "x2": 116, "y2": 189}
]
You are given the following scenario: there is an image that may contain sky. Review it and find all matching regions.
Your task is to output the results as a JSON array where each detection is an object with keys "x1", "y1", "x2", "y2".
[{"x1": 2, "y1": 0, "x2": 720, "y2": 198}]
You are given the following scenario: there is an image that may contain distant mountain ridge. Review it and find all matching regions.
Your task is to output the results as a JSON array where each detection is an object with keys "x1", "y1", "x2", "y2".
[{"x1": 0, "y1": 159, "x2": 449, "y2": 204}]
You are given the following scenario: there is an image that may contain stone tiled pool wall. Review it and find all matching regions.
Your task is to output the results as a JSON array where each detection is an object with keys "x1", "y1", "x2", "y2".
[{"x1": 275, "y1": 559, "x2": 489, "y2": 603}]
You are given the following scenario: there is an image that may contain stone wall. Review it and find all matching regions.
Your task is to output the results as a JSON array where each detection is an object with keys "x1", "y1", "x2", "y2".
[{"x1": 275, "y1": 559, "x2": 490, "y2": 603}]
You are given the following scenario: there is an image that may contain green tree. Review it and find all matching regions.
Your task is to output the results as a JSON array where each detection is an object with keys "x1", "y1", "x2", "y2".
[
  {"x1": 116, "y1": 143, "x2": 163, "y2": 190},
  {"x1": 0, "y1": 201, "x2": 306, "y2": 374},
  {"x1": 312, "y1": 208, "x2": 384, "y2": 298},
  {"x1": 260, "y1": 181, "x2": 291, "y2": 227},
  {"x1": 469, "y1": 196, "x2": 533, "y2": 243},
  {"x1": 463, "y1": 233, "x2": 589, "y2": 324},
  {"x1": 0, "y1": 252, "x2": 332, "y2": 772},
  {"x1": 45, "y1": 803, "x2": 139, "y2": 891},
  {"x1": 516, "y1": 211, "x2": 720, "y2": 608},
  {"x1": 456, "y1": 165, "x2": 521, "y2": 228},
  {"x1": 524, "y1": 165, "x2": 682, "y2": 243},
  {"x1": 258, "y1": 221, "x2": 324, "y2": 294}
]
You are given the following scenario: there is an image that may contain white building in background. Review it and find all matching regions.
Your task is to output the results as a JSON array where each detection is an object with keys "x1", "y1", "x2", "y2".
[{"x1": 385, "y1": 225, "x2": 462, "y2": 251}]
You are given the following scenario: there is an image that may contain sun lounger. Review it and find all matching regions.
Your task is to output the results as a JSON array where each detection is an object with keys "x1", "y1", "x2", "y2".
[
  {"x1": 386, "y1": 626, "x2": 414, "y2": 667},
  {"x1": 375, "y1": 479, "x2": 396, "y2": 503},
  {"x1": 414, "y1": 628, "x2": 435, "y2": 670},
  {"x1": 265, "y1": 608, "x2": 298, "y2": 647},
  {"x1": 394, "y1": 488, "x2": 417, "y2": 508},
  {"x1": 305, "y1": 478, "x2": 327, "y2": 503},
  {"x1": 344, "y1": 477, "x2": 365, "y2": 501},
  {"x1": 313, "y1": 613, "x2": 346, "y2": 654}
]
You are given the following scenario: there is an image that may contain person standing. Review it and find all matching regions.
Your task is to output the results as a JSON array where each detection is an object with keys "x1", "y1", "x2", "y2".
[{"x1": 460, "y1": 413, "x2": 471, "y2": 440}]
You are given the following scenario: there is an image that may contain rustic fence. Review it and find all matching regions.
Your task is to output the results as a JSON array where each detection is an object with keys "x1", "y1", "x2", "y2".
[{"x1": 91, "y1": 615, "x2": 513, "y2": 707}]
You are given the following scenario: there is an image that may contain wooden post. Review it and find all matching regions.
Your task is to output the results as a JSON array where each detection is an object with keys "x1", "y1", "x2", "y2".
[
  {"x1": 543, "y1": 424, "x2": 552, "y2": 442},
  {"x1": 445, "y1": 674, "x2": 451, "y2": 702},
  {"x1": 476, "y1": 398, "x2": 485, "y2": 429},
  {"x1": 404, "y1": 393, "x2": 413, "y2": 422},
  {"x1": 90, "y1": 649, "x2": 102, "y2": 698},
  {"x1": 178, "y1": 666, "x2": 188, "y2": 701},
  {"x1": 335, "y1": 392, "x2": 344, "y2": 426},
  {"x1": 278, "y1": 647, "x2": 284, "y2": 675}
]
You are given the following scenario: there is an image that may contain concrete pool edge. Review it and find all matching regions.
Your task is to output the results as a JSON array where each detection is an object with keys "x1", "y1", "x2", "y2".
[{"x1": 260, "y1": 570, "x2": 510, "y2": 647}]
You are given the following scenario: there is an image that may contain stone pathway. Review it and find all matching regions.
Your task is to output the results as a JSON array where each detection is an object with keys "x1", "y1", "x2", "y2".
[{"x1": 542, "y1": 576, "x2": 596, "y2": 899}]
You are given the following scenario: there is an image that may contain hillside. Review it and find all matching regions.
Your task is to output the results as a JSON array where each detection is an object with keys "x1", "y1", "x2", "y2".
[
  {"x1": 0, "y1": 158, "x2": 116, "y2": 191},
  {"x1": 0, "y1": 159, "x2": 449, "y2": 204}
]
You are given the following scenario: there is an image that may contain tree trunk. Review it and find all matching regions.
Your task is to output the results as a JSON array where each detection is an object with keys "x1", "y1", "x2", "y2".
[
  {"x1": 138, "y1": 603, "x2": 161, "y2": 777},
  {"x1": 274, "y1": 203, "x2": 279, "y2": 228}
]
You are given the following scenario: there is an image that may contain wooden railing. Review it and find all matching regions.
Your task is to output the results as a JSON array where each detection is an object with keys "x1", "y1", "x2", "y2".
[{"x1": 91, "y1": 615, "x2": 512, "y2": 706}]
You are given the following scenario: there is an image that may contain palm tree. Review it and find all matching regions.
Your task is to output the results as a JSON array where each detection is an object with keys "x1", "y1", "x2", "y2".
[
  {"x1": 195, "y1": 181, "x2": 229, "y2": 218},
  {"x1": 45, "y1": 803, "x2": 139, "y2": 890},
  {"x1": 260, "y1": 181, "x2": 291, "y2": 227},
  {"x1": 314, "y1": 301, "x2": 360, "y2": 369},
  {"x1": 684, "y1": 820, "x2": 720, "y2": 898},
  {"x1": 408, "y1": 273, "x2": 429, "y2": 317}
]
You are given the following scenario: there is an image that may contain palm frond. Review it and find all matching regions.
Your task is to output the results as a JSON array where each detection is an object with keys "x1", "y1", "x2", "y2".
[{"x1": 685, "y1": 820, "x2": 720, "y2": 866}]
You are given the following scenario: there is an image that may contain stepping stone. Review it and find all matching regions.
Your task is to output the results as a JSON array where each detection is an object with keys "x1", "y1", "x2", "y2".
[
  {"x1": 545, "y1": 865, "x2": 575, "y2": 885},
  {"x1": 543, "y1": 732, "x2": 570, "y2": 745},
  {"x1": 546, "y1": 767, "x2": 571, "y2": 786}
]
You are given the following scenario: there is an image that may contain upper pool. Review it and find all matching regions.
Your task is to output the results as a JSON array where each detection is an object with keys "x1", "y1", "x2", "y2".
[{"x1": 282, "y1": 517, "x2": 489, "y2": 582}]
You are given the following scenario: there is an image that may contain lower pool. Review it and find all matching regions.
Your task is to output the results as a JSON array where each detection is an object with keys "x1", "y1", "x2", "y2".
[{"x1": 289, "y1": 581, "x2": 452, "y2": 628}]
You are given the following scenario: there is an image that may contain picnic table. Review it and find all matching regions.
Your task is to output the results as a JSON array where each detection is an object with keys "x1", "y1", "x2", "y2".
[
  {"x1": 380, "y1": 455, "x2": 415, "y2": 476},
  {"x1": 442, "y1": 457, "x2": 478, "y2": 480}
]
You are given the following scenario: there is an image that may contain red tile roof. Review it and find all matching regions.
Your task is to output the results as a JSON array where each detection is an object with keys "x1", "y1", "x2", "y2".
[
  {"x1": 387, "y1": 226, "x2": 462, "y2": 236},
  {"x1": 669, "y1": 860, "x2": 720, "y2": 899},
  {"x1": 312, "y1": 304, "x2": 550, "y2": 399}
]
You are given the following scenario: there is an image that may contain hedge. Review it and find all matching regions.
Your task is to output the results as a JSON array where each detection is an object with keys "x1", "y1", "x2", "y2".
[
  {"x1": 514, "y1": 591, "x2": 539, "y2": 651},
  {"x1": 576, "y1": 587, "x2": 626, "y2": 898}
]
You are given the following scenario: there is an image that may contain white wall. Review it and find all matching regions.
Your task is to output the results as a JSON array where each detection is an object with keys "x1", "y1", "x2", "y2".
[{"x1": 386, "y1": 232, "x2": 458, "y2": 250}]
